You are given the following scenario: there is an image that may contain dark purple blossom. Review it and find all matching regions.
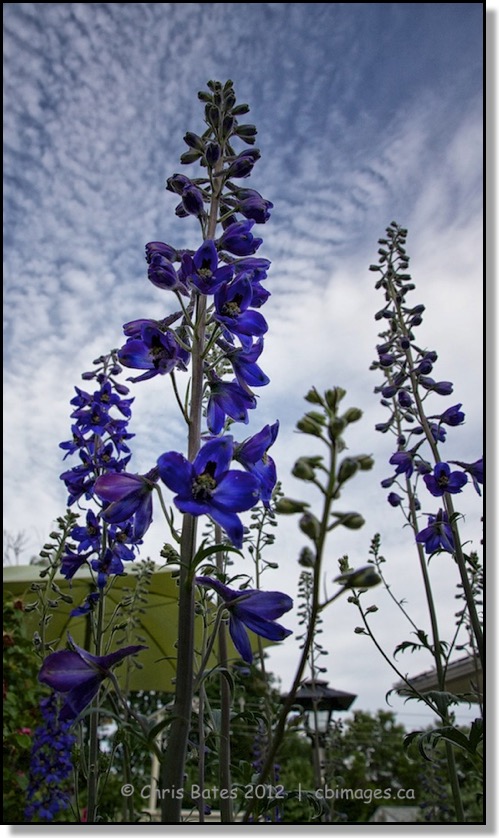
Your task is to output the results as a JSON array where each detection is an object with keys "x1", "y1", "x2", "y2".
[
  {"x1": 70, "y1": 592, "x2": 100, "y2": 617},
  {"x1": 60, "y1": 547, "x2": 92, "y2": 580},
  {"x1": 224, "y1": 148, "x2": 261, "y2": 179},
  {"x1": 59, "y1": 424, "x2": 90, "y2": 459},
  {"x1": 118, "y1": 325, "x2": 188, "y2": 383},
  {"x1": 157, "y1": 436, "x2": 260, "y2": 548},
  {"x1": 234, "y1": 422, "x2": 279, "y2": 507},
  {"x1": 398, "y1": 390, "x2": 413, "y2": 408},
  {"x1": 388, "y1": 492, "x2": 403, "y2": 507},
  {"x1": 206, "y1": 376, "x2": 257, "y2": 435},
  {"x1": 147, "y1": 252, "x2": 186, "y2": 292},
  {"x1": 70, "y1": 509, "x2": 101, "y2": 553},
  {"x1": 416, "y1": 509, "x2": 455, "y2": 555},
  {"x1": 195, "y1": 575, "x2": 292, "y2": 664},
  {"x1": 39, "y1": 636, "x2": 147, "y2": 723},
  {"x1": 389, "y1": 450, "x2": 415, "y2": 478},
  {"x1": 448, "y1": 457, "x2": 483, "y2": 496},
  {"x1": 60, "y1": 454, "x2": 96, "y2": 505},
  {"x1": 429, "y1": 422, "x2": 447, "y2": 443},
  {"x1": 423, "y1": 462, "x2": 468, "y2": 497},
  {"x1": 166, "y1": 172, "x2": 194, "y2": 195},
  {"x1": 91, "y1": 548, "x2": 127, "y2": 588},
  {"x1": 418, "y1": 377, "x2": 454, "y2": 396},
  {"x1": 180, "y1": 239, "x2": 234, "y2": 294},
  {"x1": 214, "y1": 275, "x2": 268, "y2": 346},
  {"x1": 94, "y1": 467, "x2": 159, "y2": 539},
  {"x1": 217, "y1": 220, "x2": 263, "y2": 256},
  {"x1": 180, "y1": 183, "x2": 206, "y2": 218},
  {"x1": 219, "y1": 337, "x2": 269, "y2": 389},
  {"x1": 437, "y1": 403, "x2": 466, "y2": 426},
  {"x1": 232, "y1": 257, "x2": 271, "y2": 307},
  {"x1": 230, "y1": 188, "x2": 273, "y2": 223},
  {"x1": 145, "y1": 241, "x2": 178, "y2": 263}
]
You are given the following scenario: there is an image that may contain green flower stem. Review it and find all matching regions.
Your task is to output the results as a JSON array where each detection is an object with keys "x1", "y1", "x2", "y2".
[
  {"x1": 86, "y1": 589, "x2": 105, "y2": 824},
  {"x1": 170, "y1": 371, "x2": 190, "y2": 425},
  {"x1": 197, "y1": 685, "x2": 206, "y2": 823},
  {"x1": 242, "y1": 436, "x2": 339, "y2": 823},
  {"x1": 214, "y1": 524, "x2": 234, "y2": 823}
]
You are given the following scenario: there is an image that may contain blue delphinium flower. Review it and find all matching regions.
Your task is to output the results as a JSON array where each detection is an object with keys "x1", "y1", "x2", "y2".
[
  {"x1": 389, "y1": 450, "x2": 415, "y2": 478},
  {"x1": 180, "y1": 239, "x2": 234, "y2": 295},
  {"x1": 415, "y1": 509, "x2": 455, "y2": 555},
  {"x1": 25, "y1": 693, "x2": 76, "y2": 822},
  {"x1": 118, "y1": 324, "x2": 188, "y2": 383},
  {"x1": 157, "y1": 436, "x2": 260, "y2": 548},
  {"x1": 206, "y1": 376, "x2": 257, "y2": 435},
  {"x1": 70, "y1": 509, "x2": 101, "y2": 553},
  {"x1": 39, "y1": 636, "x2": 147, "y2": 723},
  {"x1": 436, "y1": 403, "x2": 465, "y2": 426},
  {"x1": 94, "y1": 467, "x2": 159, "y2": 539},
  {"x1": 70, "y1": 592, "x2": 100, "y2": 617},
  {"x1": 217, "y1": 219, "x2": 263, "y2": 256},
  {"x1": 229, "y1": 187, "x2": 273, "y2": 223},
  {"x1": 195, "y1": 575, "x2": 292, "y2": 664},
  {"x1": 214, "y1": 275, "x2": 268, "y2": 347},
  {"x1": 232, "y1": 257, "x2": 271, "y2": 307},
  {"x1": 218, "y1": 337, "x2": 269, "y2": 389},
  {"x1": 224, "y1": 149, "x2": 261, "y2": 180},
  {"x1": 423, "y1": 462, "x2": 468, "y2": 497},
  {"x1": 448, "y1": 457, "x2": 483, "y2": 496},
  {"x1": 234, "y1": 421, "x2": 279, "y2": 507}
]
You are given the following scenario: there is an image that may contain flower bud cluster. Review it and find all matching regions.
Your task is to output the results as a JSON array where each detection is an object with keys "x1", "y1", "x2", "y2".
[{"x1": 277, "y1": 387, "x2": 373, "y2": 547}]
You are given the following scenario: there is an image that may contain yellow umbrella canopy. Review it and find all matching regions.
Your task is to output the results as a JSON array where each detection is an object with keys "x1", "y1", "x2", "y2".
[{"x1": 3, "y1": 563, "x2": 262, "y2": 694}]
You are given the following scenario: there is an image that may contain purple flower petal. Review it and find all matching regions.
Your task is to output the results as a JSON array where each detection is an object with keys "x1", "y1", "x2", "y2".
[{"x1": 228, "y1": 615, "x2": 253, "y2": 663}]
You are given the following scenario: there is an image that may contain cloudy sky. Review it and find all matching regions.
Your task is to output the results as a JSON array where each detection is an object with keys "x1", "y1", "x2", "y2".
[{"x1": 4, "y1": 4, "x2": 483, "y2": 730}]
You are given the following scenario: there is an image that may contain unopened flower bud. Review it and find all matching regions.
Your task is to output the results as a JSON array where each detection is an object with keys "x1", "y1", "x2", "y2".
[
  {"x1": 357, "y1": 455, "x2": 374, "y2": 471},
  {"x1": 328, "y1": 417, "x2": 346, "y2": 440},
  {"x1": 274, "y1": 497, "x2": 310, "y2": 514},
  {"x1": 333, "y1": 512, "x2": 365, "y2": 530},
  {"x1": 298, "y1": 547, "x2": 315, "y2": 567},
  {"x1": 183, "y1": 131, "x2": 205, "y2": 151},
  {"x1": 296, "y1": 416, "x2": 324, "y2": 437},
  {"x1": 205, "y1": 142, "x2": 221, "y2": 166},
  {"x1": 299, "y1": 513, "x2": 321, "y2": 542},
  {"x1": 292, "y1": 458, "x2": 316, "y2": 481},
  {"x1": 337, "y1": 457, "x2": 359, "y2": 483},
  {"x1": 342, "y1": 407, "x2": 363, "y2": 424},
  {"x1": 334, "y1": 565, "x2": 381, "y2": 589},
  {"x1": 325, "y1": 387, "x2": 346, "y2": 411}
]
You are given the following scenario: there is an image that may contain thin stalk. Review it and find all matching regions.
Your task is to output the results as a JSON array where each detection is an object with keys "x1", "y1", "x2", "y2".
[
  {"x1": 242, "y1": 436, "x2": 338, "y2": 823},
  {"x1": 215, "y1": 524, "x2": 233, "y2": 823},
  {"x1": 197, "y1": 685, "x2": 206, "y2": 823},
  {"x1": 86, "y1": 589, "x2": 105, "y2": 823}
]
